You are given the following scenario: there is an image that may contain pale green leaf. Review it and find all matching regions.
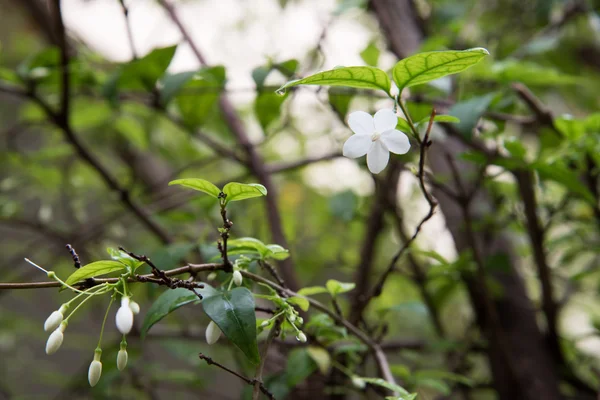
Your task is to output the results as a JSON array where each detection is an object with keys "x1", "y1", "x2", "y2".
[
  {"x1": 326, "y1": 279, "x2": 356, "y2": 297},
  {"x1": 393, "y1": 48, "x2": 489, "y2": 92},
  {"x1": 65, "y1": 261, "x2": 126, "y2": 286},
  {"x1": 360, "y1": 377, "x2": 412, "y2": 396},
  {"x1": 306, "y1": 346, "x2": 331, "y2": 374},
  {"x1": 297, "y1": 286, "x2": 328, "y2": 296},
  {"x1": 168, "y1": 178, "x2": 221, "y2": 198},
  {"x1": 287, "y1": 296, "x2": 310, "y2": 312},
  {"x1": 223, "y1": 182, "x2": 267, "y2": 202},
  {"x1": 277, "y1": 66, "x2": 391, "y2": 94}
]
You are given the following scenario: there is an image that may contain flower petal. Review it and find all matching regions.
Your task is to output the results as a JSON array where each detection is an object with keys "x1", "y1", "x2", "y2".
[
  {"x1": 348, "y1": 111, "x2": 375, "y2": 135},
  {"x1": 380, "y1": 129, "x2": 411, "y2": 154},
  {"x1": 366, "y1": 141, "x2": 389, "y2": 174},
  {"x1": 374, "y1": 109, "x2": 398, "y2": 133},
  {"x1": 343, "y1": 134, "x2": 373, "y2": 158}
]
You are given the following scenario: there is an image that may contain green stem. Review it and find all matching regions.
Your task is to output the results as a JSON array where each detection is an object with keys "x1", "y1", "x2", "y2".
[
  {"x1": 64, "y1": 285, "x2": 110, "y2": 323},
  {"x1": 396, "y1": 95, "x2": 420, "y2": 144},
  {"x1": 97, "y1": 295, "x2": 116, "y2": 348}
]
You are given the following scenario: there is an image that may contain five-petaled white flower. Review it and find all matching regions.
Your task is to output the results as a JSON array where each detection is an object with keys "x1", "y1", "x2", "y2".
[{"x1": 343, "y1": 109, "x2": 411, "y2": 174}]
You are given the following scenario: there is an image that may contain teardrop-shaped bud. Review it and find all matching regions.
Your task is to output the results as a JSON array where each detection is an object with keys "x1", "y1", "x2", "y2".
[
  {"x1": 44, "y1": 310, "x2": 63, "y2": 332},
  {"x1": 296, "y1": 331, "x2": 307, "y2": 343},
  {"x1": 45, "y1": 323, "x2": 66, "y2": 355},
  {"x1": 116, "y1": 297, "x2": 134, "y2": 335},
  {"x1": 351, "y1": 376, "x2": 366, "y2": 389},
  {"x1": 205, "y1": 321, "x2": 221, "y2": 345},
  {"x1": 117, "y1": 349, "x2": 128, "y2": 371},
  {"x1": 88, "y1": 360, "x2": 102, "y2": 387},
  {"x1": 233, "y1": 270, "x2": 243, "y2": 287}
]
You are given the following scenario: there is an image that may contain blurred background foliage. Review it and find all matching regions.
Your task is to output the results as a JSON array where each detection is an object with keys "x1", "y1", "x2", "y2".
[{"x1": 1, "y1": 0, "x2": 600, "y2": 399}]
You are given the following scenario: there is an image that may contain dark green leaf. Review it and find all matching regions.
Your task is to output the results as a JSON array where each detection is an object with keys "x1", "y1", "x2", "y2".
[
  {"x1": 202, "y1": 287, "x2": 260, "y2": 364},
  {"x1": 449, "y1": 93, "x2": 496, "y2": 139},
  {"x1": 175, "y1": 66, "x2": 225, "y2": 128},
  {"x1": 392, "y1": 48, "x2": 489, "y2": 92},
  {"x1": 160, "y1": 71, "x2": 196, "y2": 105},
  {"x1": 277, "y1": 66, "x2": 391, "y2": 94},
  {"x1": 141, "y1": 285, "x2": 218, "y2": 338},
  {"x1": 532, "y1": 162, "x2": 595, "y2": 205},
  {"x1": 328, "y1": 88, "x2": 354, "y2": 119},
  {"x1": 65, "y1": 260, "x2": 126, "y2": 286},
  {"x1": 255, "y1": 90, "x2": 287, "y2": 132},
  {"x1": 416, "y1": 115, "x2": 460, "y2": 126},
  {"x1": 360, "y1": 377, "x2": 412, "y2": 396}
]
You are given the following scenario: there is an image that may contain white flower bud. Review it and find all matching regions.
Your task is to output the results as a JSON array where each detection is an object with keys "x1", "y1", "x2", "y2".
[
  {"x1": 129, "y1": 300, "x2": 140, "y2": 315},
  {"x1": 207, "y1": 272, "x2": 217, "y2": 281},
  {"x1": 116, "y1": 297, "x2": 134, "y2": 335},
  {"x1": 205, "y1": 321, "x2": 221, "y2": 345},
  {"x1": 288, "y1": 313, "x2": 296, "y2": 323},
  {"x1": 45, "y1": 322, "x2": 66, "y2": 355},
  {"x1": 352, "y1": 376, "x2": 366, "y2": 389},
  {"x1": 260, "y1": 320, "x2": 270, "y2": 328},
  {"x1": 117, "y1": 349, "x2": 128, "y2": 371},
  {"x1": 296, "y1": 331, "x2": 307, "y2": 343},
  {"x1": 233, "y1": 270, "x2": 243, "y2": 286},
  {"x1": 88, "y1": 360, "x2": 102, "y2": 387},
  {"x1": 297, "y1": 317, "x2": 304, "y2": 326},
  {"x1": 44, "y1": 305, "x2": 67, "y2": 332}
]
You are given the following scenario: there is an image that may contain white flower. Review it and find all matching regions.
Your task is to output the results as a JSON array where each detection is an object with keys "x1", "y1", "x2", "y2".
[
  {"x1": 343, "y1": 109, "x2": 411, "y2": 174},
  {"x1": 205, "y1": 321, "x2": 221, "y2": 345},
  {"x1": 232, "y1": 270, "x2": 243, "y2": 287},
  {"x1": 116, "y1": 297, "x2": 134, "y2": 335},
  {"x1": 44, "y1": 304, "x2": 67, "y2": 332},
  {"x1": 88, "y1": 360, "x2": 102, "y2": 387},
  {"x1": 296, "y1": 331, "x2": 307, "y2": 343},
  {"x1": 45, "y1": 322, "x2": 67, "y2": 355},
  {"x1": 117, "y1": 349, "x2": 128, "y2": 371}
]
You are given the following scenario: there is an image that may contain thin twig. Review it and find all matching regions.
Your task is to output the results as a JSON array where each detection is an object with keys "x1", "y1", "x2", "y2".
[
  {"x1": 199, "y1": 354, "x2": 275, "y2": 400},
  {"x1": 118, "y1": 0, "x2": 138, "y2": 59}
]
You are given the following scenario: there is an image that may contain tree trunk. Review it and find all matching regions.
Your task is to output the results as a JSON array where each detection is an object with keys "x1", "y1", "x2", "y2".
[{"x1": 369, "y1": 1, "x2": 563, "y2": 399}]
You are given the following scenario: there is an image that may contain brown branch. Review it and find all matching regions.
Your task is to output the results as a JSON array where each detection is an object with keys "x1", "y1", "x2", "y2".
[
  {"x1": 199, "y1": 354, "x2": 275, "y2": 400},
  {"x1": 118, "y1": 0, "x2": 138, "y2": 59},
  {"x1": 266, "y1": 152, "x2": 343, "y2": 173}
]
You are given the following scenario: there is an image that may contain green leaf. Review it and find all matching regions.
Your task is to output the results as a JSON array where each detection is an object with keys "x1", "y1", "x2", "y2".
[
  {"x1": 360, "y1": 41, "x2": 380, "y2": 67},
  {"x1": 103, "y1": 46, "x2": 177, "y2": 105},
  {"x1": 266, "y1": 244, "x2": 290, "y2": 260},
  {"x1": 141, "y1": 285, "x2": 218, "y2": 338},
  {"x1": 532, "y1": 162, "x2": 595, "y2": 205},
  {"x1": 255, "y1": 90, "x2": 287, "y2": 132},
  {"x1": 175, "y1": 66, "x2": 225, "y2": 128},
  {"x1": 360, "y1": 377, "x2": 412, "y2": 396},
  {"x1": 416, "y1": 115, "x2": 460, "y2": 126},
  {"x1": 297, "y1": 286, "x2": 328, "y2": 296},
  {"x1": 168, "y1": 178, "x2": 221, "y2": 198},
  {"x1": 329, "y1": 190, "x2": 358, "y2": 221},
  {"x1": 227, "y1": 237, "x2": 269, "y2": 255},
  {"x1": 449, "y1": 93, "x2": 496, "y2": 139},
  {"x1": 277, "y1": 66, "x2": 391, "y2": 94},
  {"x1": 392, "y1": 48, "x2": 489, "y2": 92},
  {"x1": 223, "y1": 182, "x2": 267, "y2": 203},
  {"x1": 326, "y1": 279, "x2": 356, "y2": 297},
  {"x1": 306, "y1": 346, "x2": 331, "y2": 374},
  {"x1": 328, "y1": 88, "x2": 354, "y2": 119},
  {"x1": 202, "y1": 287, "x2": 260, "y2": 364},
  {"x1": 65, "y1": 260, "x2": 126, "y2": 286},
  {"x1": 160, "y1": 71, "x2": 196, "y2": 105},
  {"x1": 285, "y1": 349, "x2": 317, "y2": 387},
  {"x1": 287, "y1": 296, "x2": 310, "y2": 312},
  {"x1": 386, "y1": 394, "x2": 418, "y2": 400},
  {"x1": 106, "y1": 247, "x2": 144, "y2": 271},
  {"x1": 503, "y1": 137, "x2": 527, "y2": 159},
  {"x1": 396, "y1": 118, "x2": 412, "y2": 133}
]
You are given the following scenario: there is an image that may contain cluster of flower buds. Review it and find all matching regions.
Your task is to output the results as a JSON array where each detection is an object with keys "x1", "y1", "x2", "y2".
[{"x1": 259, "y1": 303, "x2": 307, "y2": 343}]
